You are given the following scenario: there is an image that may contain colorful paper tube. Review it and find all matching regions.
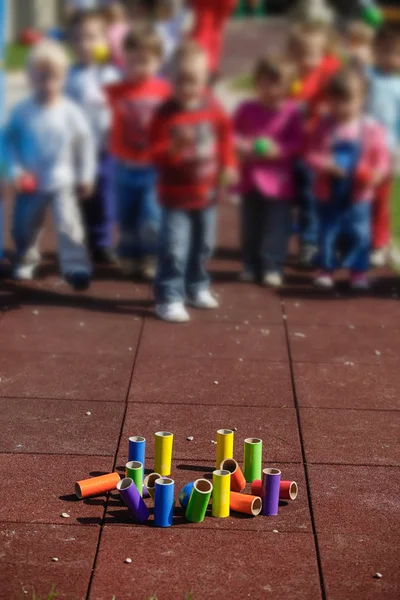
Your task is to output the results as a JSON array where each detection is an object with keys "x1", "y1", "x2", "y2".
[
  {"x1": 117, "y1": 477, "x2": 149, "y2": 523},
  {"x1": 178, "y1": 482, "x2": 195, "y2": 509},
  {"x1": 185, "y1": 479, "x2": 213, "y2": 523},
  {"x1": 143, "y1": 472, "x2": 162, "y2": 499},
  {"x1": 261, "y1": 468, "x2": 281, "y2": 516},
  {"x1": 220, "y1": 458, "x2": 246, "y2": 492},
  {"x1": 128, "y1": 435, "x2": 146, "y2": 467},
  {"x1": 212, "y1": 469, "x2": 231, "y2": 518},
  {"x1": 125, "y1": 461, "x2": 144, "y2": 497},
  {"x1": 230, "y1": 491, "x2": 262, "y2": 516},
  {"x1": 154, "y1": 477, "x2": 175, "y2": 528},
  {"x1": 243, "y1": 438, "x2": 262, "y2": 483},
  {"x1": 154, "y1": 431, "x2": 173, "y2": 476},
  {"x1": 75, "y1": 472, "x2": 120, "y2": 499},
  {"x1": 251, "y1": 480, "x2": 298, "y2": 501},
  {"x1": 215, "y1": 429, "x2": 234, "y2": 469}
]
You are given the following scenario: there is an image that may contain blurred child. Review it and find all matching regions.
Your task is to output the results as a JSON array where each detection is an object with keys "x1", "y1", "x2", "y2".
[
  {"x1": 154, "y1": 0, "x2": 192, "y2": 76},
  {"x1": 368, "y1": 27, "x2": 400, "y2": 266},
  {"x1": 307, "y1": 69, "x2": 389, "y2": 290},
  {"x1": 151, "y1": 42, "x2": 236, "y2": 323},
  {"x1": 344, "y1": 21, "x2": 375, "y2": 71},
  {"x1": 4, "y1": 41, "x2": 95, "y2": 289},
  {"x1": 66, "y1": 9, "x2": 120, "y2": 264},
  {"x1": 234, "y1": 57, "x2": 303, "y2": 288},
  {"x1": 105, "y1": 28, "x2": 170, "y2": 278},
  {"x1": 288, "y1": 22, "x2": 341, "y2": 269},
  {"x1": 189, "y1": 0, "x2": 237, "y2": 79},
  {"x1": 104, "y1": 2, "x2": 129, "y2": 68}
]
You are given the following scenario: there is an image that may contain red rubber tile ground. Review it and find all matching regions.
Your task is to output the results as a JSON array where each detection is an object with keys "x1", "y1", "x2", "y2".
[
  {"x1": 318, "y1": 533, "x2": 400, "y2": 600},
  {"x1": 89, "y1": 528, "x2": 321, "y2": 600},
  {"x1": 0, "y1": 523, "x2": 98, "y2": 600}
]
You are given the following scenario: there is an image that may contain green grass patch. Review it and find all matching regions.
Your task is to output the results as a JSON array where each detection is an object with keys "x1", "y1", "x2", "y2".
[{"x1": 5, "y1": 43, "x2": 30, "y2": 71}]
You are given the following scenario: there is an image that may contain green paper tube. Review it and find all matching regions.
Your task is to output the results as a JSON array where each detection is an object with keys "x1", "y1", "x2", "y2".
[
  {"x1": 125, "y1": 461, "x2": 143, "y2": 497},
  {"x1": 185, "y1": 479, "x2": 213, "y2": 523},
  {"x1": 244, "y1": 438, "x2": 262, "y2": 483}
]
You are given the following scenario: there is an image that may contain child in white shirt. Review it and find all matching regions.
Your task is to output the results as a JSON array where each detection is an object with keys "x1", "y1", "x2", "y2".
[{"x1": 5, "y1": 40, "x2": 96, "y2": 290}]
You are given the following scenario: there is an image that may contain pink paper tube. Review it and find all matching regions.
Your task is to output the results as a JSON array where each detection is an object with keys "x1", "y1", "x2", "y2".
[{"x1": 251, "y1": 479, "x2": 298, "y2": 501}]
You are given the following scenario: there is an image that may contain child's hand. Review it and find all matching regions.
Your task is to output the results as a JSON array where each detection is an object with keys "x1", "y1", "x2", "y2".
[
  {"x1": 77, "y1": 182, "x2": 94, "y2": 200},
  {"x1": 220, "y1": 166, "x2": 239, "y2": 187},
  {"x1": 324, "y1": 159, "x2": 346, "y2": 178}
]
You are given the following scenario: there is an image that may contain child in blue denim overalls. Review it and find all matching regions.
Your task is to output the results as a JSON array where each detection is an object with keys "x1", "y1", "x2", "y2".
[{"x1": 306, "y1": 69, "x2": 390, "y2": 290}]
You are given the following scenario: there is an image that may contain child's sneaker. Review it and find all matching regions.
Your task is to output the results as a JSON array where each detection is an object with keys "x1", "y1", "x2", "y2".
[
  {"x1": 314, "y1": 272, "x2": 334, "y2": 289},
  {"x1": 140, "y1": 256, "x2": 157, "y2": 281},
  {"x1": 13, "y1": 263, "x2": 36, "y2": 281},
  {"x1": 65, "y1": 271, "x2": 91, "y2": 292},
  {"x1": 370, "y1": 247, "x2": 387, "y2": 268},
  {"x1": 239, "y1": 268, "x2": 257, "y2": 283},
  {"x1": 188, "y1": 289, "x2": 219, "y2": 309},
  {"x1": 156, "y1": 302, "x2": 190, "y2": 323},
  {"x1": 350, "y1": 273, "x2": 370, "y2": 291},
  {"x1": 262, "y1": 272, "x2": 283, "y2": 288}
]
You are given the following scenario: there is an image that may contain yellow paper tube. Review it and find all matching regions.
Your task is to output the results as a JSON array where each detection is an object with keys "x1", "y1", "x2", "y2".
[
  {"x1": 212, "y1": 469, "x2": 231, "y2": 518},
  {"x1": 215, "y1": 429, "x2": 234, "y2": 469},
  {"x1": 154, "y1": 431, "x2": 173, "y2": 476}
]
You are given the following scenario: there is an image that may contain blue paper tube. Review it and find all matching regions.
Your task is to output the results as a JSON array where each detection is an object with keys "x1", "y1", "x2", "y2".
[
  {"x1": 117, "y1": 478, "x2": 149, "y2": 523},
  {"x1": 154, "y1": 477, "x2": 175, "y2": 528},
  {"x1": 128, "y1": 435, "x2": 146, "y2": 467},
  {"x1": 178, "y1": 482, "x2": 195, "y2": 509}
]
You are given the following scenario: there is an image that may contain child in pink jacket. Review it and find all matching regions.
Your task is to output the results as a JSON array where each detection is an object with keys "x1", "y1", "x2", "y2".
[
  {"x1": 233, "y1": 56, "x2": 303, "y2": 288},
  {"x1": 307, "y1": 68, "x2": 390, "y2": 290}
]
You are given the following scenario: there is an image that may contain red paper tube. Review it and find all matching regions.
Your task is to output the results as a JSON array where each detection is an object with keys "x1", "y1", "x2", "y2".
[
  {"x1": 230, "y1": 491, "x2": 262, "y2": 516},
  {"x1": 220, "y1": 458, "x2": 246, "y2": 492},
  {"x1": 75, "y1": 472, "x2": 120, "y2": 499},
  {"x1": 251, "y1": 480, "x2": 298, "y2": 501}
]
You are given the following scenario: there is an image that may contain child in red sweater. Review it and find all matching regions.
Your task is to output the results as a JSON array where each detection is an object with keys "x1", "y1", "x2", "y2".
[
  {"x1": 151, "y1": 42, "x2": 236, "y2": 323},
  {"x1": 288, "y1": 22, "x2": 342, "y2": 270},
  {"x1": 105, "y1": 29, "x2": 170, "y2": 279}
]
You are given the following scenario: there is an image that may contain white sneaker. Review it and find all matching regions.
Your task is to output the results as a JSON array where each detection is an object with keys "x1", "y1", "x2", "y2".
[
  {"x1": 155, "y1": 302, "x2": 190, "y2": 323},
  {"x1": 262, "y1": 272, "x2": 283, "y2": 288},
  {"x1": 188, "y1": 289, "x2": 219, "y2": 309},
  {"x1": 314, "y1": 272, "x2": 334, "y2": 289},
  {"x1": 239, "y1": 269, "x2": 256, "y2": 283},
  {"x1": 370, "y1": 248, "x2": 387, "y2": 268},
  {"x1": 13, "y1": 264, "x2": 36, "y2": 280}
]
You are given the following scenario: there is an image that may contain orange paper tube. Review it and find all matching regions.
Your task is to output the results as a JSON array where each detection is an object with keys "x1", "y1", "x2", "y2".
[
  {"x1": 251, "y1": 479, "x2": 298, "y2": 501},
  {"x1": 220, "y1": 458, "x2": 246, "y2": 492},
  {"x1": 75, "y1": 472, "x2": 120, "y2": 499},
  {"x1": 230, "y1": 491, "x2": 262, "y2": 516}
]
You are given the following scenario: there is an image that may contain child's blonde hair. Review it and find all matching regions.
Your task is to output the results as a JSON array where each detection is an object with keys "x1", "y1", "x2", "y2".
[
  {"x1": 288, "y1": 21, "x2": 335, "y2": 56},
  {"x1": 27, "y1": 40, "x2": 70, "y2": 73},
  {"x1": 345, "y1": 21, "x2": 375, "y2": 45},
  {"x1": 253, "y1": 55, "x2": 296, "y2": 89}
]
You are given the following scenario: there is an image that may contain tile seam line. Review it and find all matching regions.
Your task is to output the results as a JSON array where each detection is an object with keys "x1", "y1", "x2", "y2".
[
  {"x1": 281, "y1": 298, "x2": 327, "y2": 600},
  {"x1": 84, "y1": 313, "x2": 146, "y2": 600}
]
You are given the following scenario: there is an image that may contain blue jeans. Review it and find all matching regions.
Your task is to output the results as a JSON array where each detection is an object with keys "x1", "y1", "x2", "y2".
[
  {"x1": 319, "y1": 201, "x2": 371, "y2": 273},
  {"x1": 155, "y1": 205, "x2": 217, "y2": 304},
  {"x1": 82, "y1": 153, "x2": 114, "y2": 250},
  {"x1": 241, "y1": 190, "x2": 292, "y2": 276},
  {"x1": 296, "y1": 160, "x2": 319, "y2": 247},
  {"x1": 113, "y1": 161, "x2": 160, "y2": 259}
]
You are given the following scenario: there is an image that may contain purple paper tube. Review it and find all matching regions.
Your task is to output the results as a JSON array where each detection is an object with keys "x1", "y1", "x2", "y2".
[
  {"x1": 117, "y1": 477, "x2": 149, "y2": 523},
  {"x1": 261, "y1": 468, "x2": 281, "y2": 516}
]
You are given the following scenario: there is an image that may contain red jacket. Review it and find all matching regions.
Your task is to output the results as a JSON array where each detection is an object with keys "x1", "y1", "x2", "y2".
[{"x1": 150, "y1": 94, "x2": 236, "y2": 210}]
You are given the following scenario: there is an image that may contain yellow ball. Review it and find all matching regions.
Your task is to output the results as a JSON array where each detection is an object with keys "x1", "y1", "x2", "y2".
[
  {"x1": 92, "y1": 43, "x2": 110, "y2": 63},
  {"x1": 291, "y1": 79, "x2": 302, "y2": 97}
]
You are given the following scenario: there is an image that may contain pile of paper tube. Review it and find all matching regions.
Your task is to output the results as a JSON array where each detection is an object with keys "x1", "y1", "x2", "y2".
[{"x1": 74, "y1": 429, "x2": 298, "y2": 526}]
